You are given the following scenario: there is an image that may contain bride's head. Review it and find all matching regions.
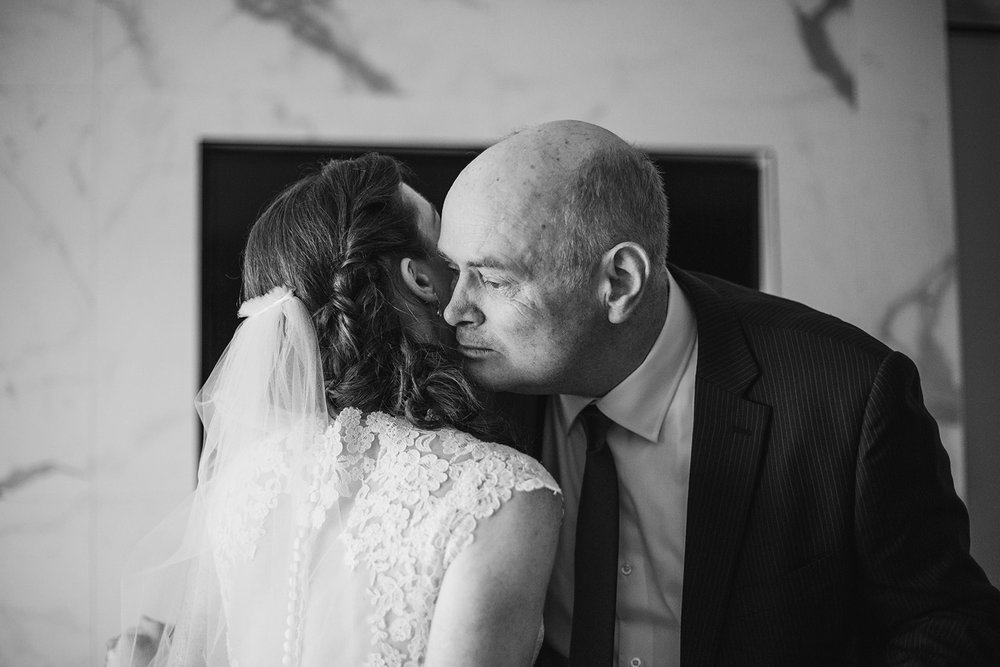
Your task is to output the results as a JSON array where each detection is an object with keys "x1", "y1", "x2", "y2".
[{"x1": 241, "y1": 153, "x2": 500, "y2": 440}]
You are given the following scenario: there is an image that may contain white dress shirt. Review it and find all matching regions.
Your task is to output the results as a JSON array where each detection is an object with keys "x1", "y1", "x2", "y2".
[{"x1": 542, "y1": 269, "x2": 698, "y2": 667}]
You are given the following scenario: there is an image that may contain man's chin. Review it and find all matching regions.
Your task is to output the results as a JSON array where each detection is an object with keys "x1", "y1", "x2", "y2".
[
  {"x1": 462, "y1": 361, "x2": 550, "y2": 395},
  {"x1": 461, "y1": 357, "x2": 513, "y2": 391}
]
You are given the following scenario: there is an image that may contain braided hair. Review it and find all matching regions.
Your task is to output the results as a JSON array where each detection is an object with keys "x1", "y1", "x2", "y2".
[{"x1": 241, "y1": 153, "x2": 507, "y2": 444}]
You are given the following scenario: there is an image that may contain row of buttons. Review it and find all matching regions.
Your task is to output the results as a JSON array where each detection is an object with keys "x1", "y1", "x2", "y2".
[{"x1": 619, "y1": 563, "x2": 641, "y2": 666}]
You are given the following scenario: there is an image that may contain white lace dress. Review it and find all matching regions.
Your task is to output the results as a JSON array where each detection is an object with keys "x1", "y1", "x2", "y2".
[{"x1": 197, "y1": 407, "x2": 560, "y2": 667}]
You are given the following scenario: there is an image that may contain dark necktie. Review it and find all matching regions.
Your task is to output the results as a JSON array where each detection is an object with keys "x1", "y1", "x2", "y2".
[{"x1": 569, "y1": 404, "x2": 619, "y2": 666}]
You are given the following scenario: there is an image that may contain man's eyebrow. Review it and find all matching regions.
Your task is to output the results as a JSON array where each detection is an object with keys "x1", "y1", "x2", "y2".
[{"x1": 436, "y1": 250, "x2": 519, "y2": 273}]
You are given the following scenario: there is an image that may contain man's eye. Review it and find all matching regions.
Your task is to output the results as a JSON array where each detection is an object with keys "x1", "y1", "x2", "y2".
[{"x1": 481, "y1": 277, "x2": 503, "y2": 289}]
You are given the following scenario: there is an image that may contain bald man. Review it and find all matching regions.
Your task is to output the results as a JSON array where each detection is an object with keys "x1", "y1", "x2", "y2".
[{"x1": 437, "y1": 120, "x2": 1000, "y2": 666}]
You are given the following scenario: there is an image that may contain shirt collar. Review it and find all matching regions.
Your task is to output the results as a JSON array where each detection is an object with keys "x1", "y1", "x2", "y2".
[{"x1": 557, "y1": 268, "x2": 697, "y2": 443}]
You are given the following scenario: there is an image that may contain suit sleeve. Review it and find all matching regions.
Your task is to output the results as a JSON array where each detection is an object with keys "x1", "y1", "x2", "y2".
[{"x1": 855, "y1": 351, "x2": 1000, "y2": 662}]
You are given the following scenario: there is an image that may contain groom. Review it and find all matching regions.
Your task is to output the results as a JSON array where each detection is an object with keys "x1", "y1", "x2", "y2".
[{"x1": 437, "y1": 120, "x2": 1000, "y2": 665}]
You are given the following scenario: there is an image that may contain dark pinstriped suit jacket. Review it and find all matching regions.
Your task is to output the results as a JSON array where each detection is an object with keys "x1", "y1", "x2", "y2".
[{"x1": 525, "y1": 266, "x2": 1000, "y2": 666}]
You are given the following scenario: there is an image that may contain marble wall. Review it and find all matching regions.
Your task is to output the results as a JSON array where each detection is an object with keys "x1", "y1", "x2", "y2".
[{"x1": 0, "y1": 0, "x2": 960, "y2": 664}]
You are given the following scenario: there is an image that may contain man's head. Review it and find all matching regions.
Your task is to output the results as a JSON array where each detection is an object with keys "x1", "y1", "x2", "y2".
[{"x1": 438, "y1": 120, "x2": 671, "y2": 396}]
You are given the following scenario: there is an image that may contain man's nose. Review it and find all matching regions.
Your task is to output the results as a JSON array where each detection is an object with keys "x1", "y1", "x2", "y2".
[{"x1": 443, "y1": 276, "x2": 483, "y2": 327}]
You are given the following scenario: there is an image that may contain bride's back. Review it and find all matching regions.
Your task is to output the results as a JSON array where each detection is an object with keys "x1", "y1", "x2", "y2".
[{"x1": 207, "y1": 408, "x2": 557, "y2": 666}]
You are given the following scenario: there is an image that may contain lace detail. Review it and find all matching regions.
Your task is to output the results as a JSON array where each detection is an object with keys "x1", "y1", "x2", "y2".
[
  {"x1": 209, "y1": 441, "x2": 291, "y2": 568},
  {"x1": 340, "y1": 411, "x2": 559, "y2": 666},
  {"x1": 208, "y1": 409, "x2": 559, "y2": 666}
]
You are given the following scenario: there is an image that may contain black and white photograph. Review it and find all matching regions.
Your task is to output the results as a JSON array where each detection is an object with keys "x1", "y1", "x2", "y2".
[{"x1": 2, "y1": 1, "x2": 999, "y2": 665}]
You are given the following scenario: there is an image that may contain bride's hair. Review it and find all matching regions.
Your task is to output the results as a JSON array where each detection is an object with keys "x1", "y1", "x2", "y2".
[{"x1": 242, "y1": 153, "x2": 506, "y2": 443}]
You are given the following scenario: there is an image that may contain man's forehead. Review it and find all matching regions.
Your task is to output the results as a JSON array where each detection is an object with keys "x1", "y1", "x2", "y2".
[
  {"x1": 444, "y1": 209, "x2": 563, "y2": 282},
  {"x1": 443, "y1": 158, "x2": 559, "y2": 230},
  {"x1": 440, "y1": 210, "x2": 532, "y2": 260}
]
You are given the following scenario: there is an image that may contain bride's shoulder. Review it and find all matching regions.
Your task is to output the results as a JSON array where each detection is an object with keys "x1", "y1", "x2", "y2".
[
  {"x1": 435, "y1": 425, "x2": 560, "y2": 494},
  {"x1": 422, "y1": 426, "x2": 563, "y2": 534},
  {"x1": 429, "y1": 427, "x2": 562, "y2": 568},
  {"x1": 336, "y1": 409, "x2": 561, "y2": 499},
  {"x1": 352, "y1": 412, "x2": 562, "y2": 555}
]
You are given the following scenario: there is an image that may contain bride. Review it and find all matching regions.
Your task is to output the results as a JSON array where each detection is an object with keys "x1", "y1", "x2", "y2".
[{"x1": 112, "y1": 153, "x2": 562, "y2": 666}]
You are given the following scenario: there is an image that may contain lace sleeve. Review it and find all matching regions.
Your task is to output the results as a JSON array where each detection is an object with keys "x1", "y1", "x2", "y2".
[
  {"x1": 336, "y1": 413, "x2": 561, "y2": 664},
  {"x1": 437, "y1": 430, "x2": 562, "y2": 568}
]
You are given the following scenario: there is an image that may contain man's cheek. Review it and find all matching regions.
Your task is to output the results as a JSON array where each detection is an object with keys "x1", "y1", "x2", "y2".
[
  {"x1": 507, "y1": 292, "x2": 543, "y2": 320},
  {"x1": 504, "y1": 308, "x2": 542, "y2": 344}
]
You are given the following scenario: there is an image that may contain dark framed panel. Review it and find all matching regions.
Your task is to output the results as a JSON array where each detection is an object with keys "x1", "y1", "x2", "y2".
[{"x1": 200, "y1": 142, "x2": 767, "y2": 389}]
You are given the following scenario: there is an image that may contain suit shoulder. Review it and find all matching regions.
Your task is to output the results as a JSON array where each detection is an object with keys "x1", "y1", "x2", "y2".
[{"x1": 690, "y1": 271, "x2": 892, "y2": 366}]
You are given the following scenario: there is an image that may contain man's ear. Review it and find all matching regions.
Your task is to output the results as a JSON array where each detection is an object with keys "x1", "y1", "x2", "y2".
[
  {"x1": 399, "y1": 257, "x2": 438, "y2": 306},
  {"x1": 598, "y1": 242, "x2": 651, "y2": 324}
]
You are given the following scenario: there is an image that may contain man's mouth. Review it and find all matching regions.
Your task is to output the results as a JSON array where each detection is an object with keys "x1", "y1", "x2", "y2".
[{"x1": 456, "y1": 343, "x2": 494, "y2": 359}]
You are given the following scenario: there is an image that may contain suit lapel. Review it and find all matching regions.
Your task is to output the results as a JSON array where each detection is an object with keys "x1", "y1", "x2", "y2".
[{"x1": 672, "y1": 267, "x2": 771, "y2": 666}]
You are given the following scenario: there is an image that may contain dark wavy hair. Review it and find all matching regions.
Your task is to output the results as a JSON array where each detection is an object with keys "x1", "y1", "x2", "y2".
[{"x1": 241, "y1": 153, "x2": 506, "y2": 444}]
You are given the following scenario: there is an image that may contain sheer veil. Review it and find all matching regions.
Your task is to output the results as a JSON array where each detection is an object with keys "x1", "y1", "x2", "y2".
[{"x1": 118, "y1": 286, "x2": 335, "y2": 666}]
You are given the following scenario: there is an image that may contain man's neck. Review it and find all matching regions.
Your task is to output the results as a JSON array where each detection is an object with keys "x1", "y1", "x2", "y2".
[{"x1": 587, "y1": 275, "x2": 670, "y2": 398}]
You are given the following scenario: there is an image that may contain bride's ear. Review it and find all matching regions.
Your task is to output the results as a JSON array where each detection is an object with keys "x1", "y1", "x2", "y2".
[{"x1": 399, "y1": 257, "x2": 438, "y2": 306}]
